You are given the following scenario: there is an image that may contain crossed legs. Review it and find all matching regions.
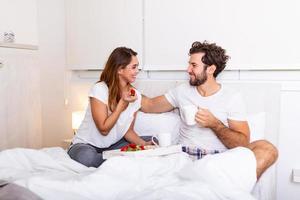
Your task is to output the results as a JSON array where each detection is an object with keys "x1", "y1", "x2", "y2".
[{"x1": 247, "y1": 140, "x2": 278, "y2": 179}]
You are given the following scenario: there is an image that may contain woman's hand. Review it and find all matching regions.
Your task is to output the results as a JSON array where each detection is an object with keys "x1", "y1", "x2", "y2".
[
  {"x1": 122, "y1": 88, "x2": 137, "y2": 103},
  {"x1": 144, "y1": 140, "x2": 154, "y2": 146},
  {"x1": 116, "y1": 98, "x2": 129, "y2": 112}
]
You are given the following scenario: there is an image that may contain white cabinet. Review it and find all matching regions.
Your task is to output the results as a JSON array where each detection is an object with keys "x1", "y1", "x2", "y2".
[
  {"x1": 0, "y1": 48, "x2": 42, "y2": 149},
  {"x1": 0, "y1": 42, "x2": 38, "y2": 50},
  {"x1": 144, "y1": 0, "x2": 300, "y2": 70},
  {"x1": 0, "y1": 0, "x2": 38, "y2": 46},
  {"x1": 66, "y1": 0, "x2": 143, "y2": 70},
  {"x1": 66, "y1": 0, "x2": 300, "y2": 71}
]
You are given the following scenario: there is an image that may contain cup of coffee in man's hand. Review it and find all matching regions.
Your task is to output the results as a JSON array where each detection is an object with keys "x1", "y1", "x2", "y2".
[{"x1": 182, "y1": 105, "x2": 198, "y2": 126}]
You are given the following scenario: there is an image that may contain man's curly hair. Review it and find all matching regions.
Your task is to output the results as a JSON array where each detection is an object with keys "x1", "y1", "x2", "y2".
[{"x1": 189, "y1": 41, "x2": 230, "y2": 78}]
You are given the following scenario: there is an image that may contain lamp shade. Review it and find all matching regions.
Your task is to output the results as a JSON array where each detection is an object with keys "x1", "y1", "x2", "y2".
[{"x1": 72, "y1": 111, "x2": 85, "y2": 130}]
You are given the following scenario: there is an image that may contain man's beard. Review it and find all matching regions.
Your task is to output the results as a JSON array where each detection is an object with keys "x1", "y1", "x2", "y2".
[{"x1": 189, "y1": 70, "x2": 207, "y2": 86}]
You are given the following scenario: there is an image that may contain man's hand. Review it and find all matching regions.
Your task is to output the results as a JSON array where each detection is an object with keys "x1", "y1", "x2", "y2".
[
  {"x1": 195, "y1": 107, "x2": 219, "y2": 128},
  {"x1": 195, "y1": 107, "x2": 250, "y2": 148}
]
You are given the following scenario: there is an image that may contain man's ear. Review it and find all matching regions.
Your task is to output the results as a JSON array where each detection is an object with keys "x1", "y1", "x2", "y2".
[{"x1": 207, "y1": 65, "x2": 216, "y2": 75}]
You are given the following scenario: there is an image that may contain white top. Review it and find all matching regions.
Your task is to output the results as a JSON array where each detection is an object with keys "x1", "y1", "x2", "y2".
[
  {"x1": 165, "y1": 83, "x2": 247, "y2": 151},
  {"x1": 72, "y1": 82, "x2": 141, "y2": 148}
]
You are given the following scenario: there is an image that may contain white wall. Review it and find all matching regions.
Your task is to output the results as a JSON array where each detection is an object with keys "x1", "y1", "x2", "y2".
[
  {"x1": 36, "y1": 0, "x2": 71, "y2": 147},
  {"x1": 277, "y1": 90, "x2": 300, "y2": 199}
]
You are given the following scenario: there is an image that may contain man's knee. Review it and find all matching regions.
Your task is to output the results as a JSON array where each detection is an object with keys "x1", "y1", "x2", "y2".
[
  {"x1": 248, "y1": 140, "x2": 278, "y2": 162},
  {"x1": 248, "y1": 140, "x2": 278, "y2": 178}
]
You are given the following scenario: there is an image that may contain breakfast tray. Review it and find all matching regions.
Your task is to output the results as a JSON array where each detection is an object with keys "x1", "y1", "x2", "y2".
[{"x1": 103, "y1": 144, "x2": 182, "y2": 159}]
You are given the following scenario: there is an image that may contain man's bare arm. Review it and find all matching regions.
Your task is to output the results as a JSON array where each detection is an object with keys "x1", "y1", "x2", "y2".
[
  {"x1": 141, "y1": 95, "x2": 174, "y2": 113},
  {"x1": 195, "y1": 108, "x2": 250, "y2": 148},
  {"x1": 211, "y1": 119, "x2": 250, "y2": 148}
]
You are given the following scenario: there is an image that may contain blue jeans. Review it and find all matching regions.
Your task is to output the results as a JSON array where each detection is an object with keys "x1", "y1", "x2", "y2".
[{"x1": 67, "y1": 136, "x2": 152, "y2": 168}]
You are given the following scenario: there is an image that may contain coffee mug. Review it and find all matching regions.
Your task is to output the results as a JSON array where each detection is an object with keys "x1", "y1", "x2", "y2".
[
  {"x1": 151, "y1": 132, "x2": 171, "y2": 147},
  {"x1": 181, "y1": 105, "x2": 198, "y2": 125}
]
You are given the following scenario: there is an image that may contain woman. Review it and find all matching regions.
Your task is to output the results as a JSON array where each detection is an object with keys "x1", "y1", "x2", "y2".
[{"x1": 68, "y1": 47, "x2": 152, "y2": 167}]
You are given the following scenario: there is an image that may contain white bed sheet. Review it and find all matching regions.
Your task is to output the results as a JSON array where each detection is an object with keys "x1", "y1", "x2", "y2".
[{"x1": 0, "y1": 147, "x2": 257, "y2": 200}]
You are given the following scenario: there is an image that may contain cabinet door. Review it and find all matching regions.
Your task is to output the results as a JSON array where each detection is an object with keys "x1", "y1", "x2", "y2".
[
  {"x1": 66, "y1": 0, "x2": 143, "y2": 70},
  {"x1": 0, "y1": 48, "x2": 42, "y2": 149},
  {"x1": 144, "y1": 0, "x2": 300, "y2": 71},
  {"x1": 0, "y1": 0, "x2": 38, "y2": 45}
]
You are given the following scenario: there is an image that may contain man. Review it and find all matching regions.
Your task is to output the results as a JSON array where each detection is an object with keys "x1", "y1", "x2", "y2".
[{"x1": 142, "y1": 41, "x2": 278, "y2": 179}]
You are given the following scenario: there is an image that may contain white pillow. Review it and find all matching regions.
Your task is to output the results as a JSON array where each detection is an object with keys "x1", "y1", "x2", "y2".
[
  {"x1": 134, "y1": 111, "x2": 181, "y2": 144},
  {"x1": 134, "y1": 111, "x2": 265, "y2": 144},
  {"x1": 247, "y1": 112, "x2": 266, "y2": 142}
]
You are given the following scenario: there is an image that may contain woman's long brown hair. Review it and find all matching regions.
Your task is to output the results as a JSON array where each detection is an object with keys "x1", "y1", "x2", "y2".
[{"x1": 99, "y1": 47, "x2": 137, "y2": 111}]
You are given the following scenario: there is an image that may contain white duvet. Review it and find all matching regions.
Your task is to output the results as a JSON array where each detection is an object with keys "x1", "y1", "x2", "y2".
[{"x1": 0, "y1": 147, "x2": 257, "y2": 200}]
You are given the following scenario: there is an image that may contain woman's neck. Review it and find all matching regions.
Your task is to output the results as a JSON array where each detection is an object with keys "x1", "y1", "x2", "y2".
[{"x1": 119, "y1": 79, "x2": 129, "y2": 91}]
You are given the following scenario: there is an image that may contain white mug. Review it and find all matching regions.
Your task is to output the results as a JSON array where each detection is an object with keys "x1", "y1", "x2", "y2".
[
  {"x1": 151, "y1": 133, "x2": 171, "y2": 147},
  {"x1": 181, "y1": 105, "x2": 198, "y2": 125}
]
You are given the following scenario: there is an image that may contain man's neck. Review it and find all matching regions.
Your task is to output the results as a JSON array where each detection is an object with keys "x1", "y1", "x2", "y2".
[{"x1": 196, "y1": 79, "x2": 221, "y2": 97}]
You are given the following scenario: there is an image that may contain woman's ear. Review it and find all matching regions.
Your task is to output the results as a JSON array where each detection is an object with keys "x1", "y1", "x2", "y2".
[{"x1": 117, "y1": 68, "x2": 123, "y2": 75}]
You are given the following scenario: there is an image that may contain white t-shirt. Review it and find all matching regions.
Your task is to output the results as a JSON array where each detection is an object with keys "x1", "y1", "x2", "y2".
[
  {"x1": 72, "y1": 82, "x2": 141, "y2": 148},
  {"x1": 165, "y1": 83, "x2": 247, "y2": 151}
]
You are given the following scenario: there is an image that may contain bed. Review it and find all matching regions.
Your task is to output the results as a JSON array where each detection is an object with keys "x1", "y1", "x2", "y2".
[{"x1": 0, "y1": 80, "x2": 281, "y2": 200}]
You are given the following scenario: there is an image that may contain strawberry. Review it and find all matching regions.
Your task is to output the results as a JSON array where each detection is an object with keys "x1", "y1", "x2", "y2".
[
  {"x1": 130, "y1": 88, "x2": 136, "y2": 96},
  {"x1": 120, "y1": 145, "x2": 128, "y2": 151},
  {"x1": 120, "y1": 144, "x2": 146, "y2": 152},
  {"x1": 129, "y1": 143, "x2": 137, "y2": 148}
]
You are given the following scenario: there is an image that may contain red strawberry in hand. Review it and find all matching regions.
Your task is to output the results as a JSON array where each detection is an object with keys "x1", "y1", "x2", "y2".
[{"x1": 130, "y1": 88, "x2": 136, "y2": 96}]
